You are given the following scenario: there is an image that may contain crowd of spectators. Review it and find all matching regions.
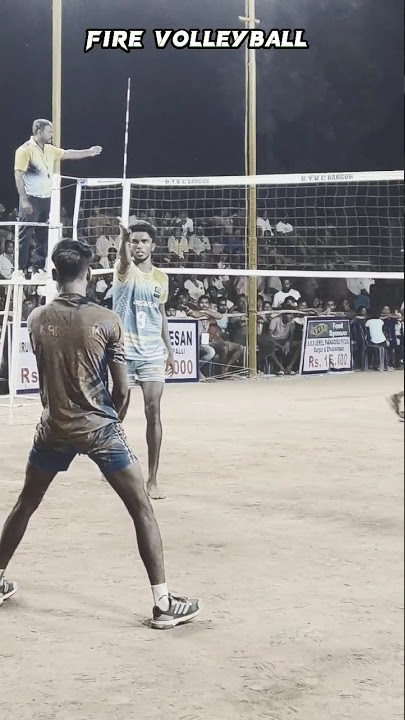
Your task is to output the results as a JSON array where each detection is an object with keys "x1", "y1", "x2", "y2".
[
  {"x1": 0, "y1": 201, "x2": 403, "y2": 380},
  {"x1": 74, "y1": 203, "x2": 380, "y2": 274}
]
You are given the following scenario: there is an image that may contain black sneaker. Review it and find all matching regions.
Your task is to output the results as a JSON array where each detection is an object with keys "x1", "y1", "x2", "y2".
[
  {"x1": 151, "y1": 593, "x2": 202, "y2": 630},
  {"x1": 0, "y1": 578, "x2": 17, "y2": 606}
]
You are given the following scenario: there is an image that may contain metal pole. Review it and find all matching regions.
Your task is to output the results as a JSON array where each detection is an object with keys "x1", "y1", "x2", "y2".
[
  {"x1": 123, "y1": 78, "x2": 131, "y2": 179},
  {"x1": 52, "y1": 0, "x2": 62, "y2": 167},
  {"x1": 245, "y1": 0, "x2": 258, "y2": 375}
]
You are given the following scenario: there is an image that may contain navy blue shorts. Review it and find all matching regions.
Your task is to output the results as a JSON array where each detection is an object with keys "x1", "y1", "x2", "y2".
[{"x1": 29, "y1": 422, "x2": 137, "y2": 476}]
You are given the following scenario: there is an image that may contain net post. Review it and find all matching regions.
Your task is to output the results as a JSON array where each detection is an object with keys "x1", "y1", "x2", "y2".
[
  {"x1": 246, "y1": 0, "x2": 258, "y2": 377},
  {"x1": 52, "y1": 0, "x2": 62, "y2": 169},
  {"x1": 46, "y1": 173, "x2": 62, "y2": 304},
  {"x1": 122, "y1": 178, "x2": 131, "y2": 226},
  {"x1": 72, "y1": 180, "x2": 82, "y2": 241},
  {"x1": 9, "y1": 282, "x2": 24, "y2": 416}
]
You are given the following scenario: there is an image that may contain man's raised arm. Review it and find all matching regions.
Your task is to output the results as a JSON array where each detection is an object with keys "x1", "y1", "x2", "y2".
[
  {"x1": 116, "y1": 221, "x2": 132, "y2": 275},
  {"x1": 62, "y1": 146, "x2": 102, "y2": 160}
]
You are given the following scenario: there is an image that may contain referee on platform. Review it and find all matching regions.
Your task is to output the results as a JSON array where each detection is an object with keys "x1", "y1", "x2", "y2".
[{"x1": 14, "y1": 118, "x2": 102, "y2": 279}]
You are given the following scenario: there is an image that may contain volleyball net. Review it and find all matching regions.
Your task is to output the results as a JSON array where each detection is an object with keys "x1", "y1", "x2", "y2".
[{"x1": 0, "y1": 169, "x2": 403, "y2": 402}]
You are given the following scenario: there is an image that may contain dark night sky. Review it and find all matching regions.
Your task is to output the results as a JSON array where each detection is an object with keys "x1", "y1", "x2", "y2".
[{"x1": 0, "y1": 0, "x2": 403, "y2": 208}]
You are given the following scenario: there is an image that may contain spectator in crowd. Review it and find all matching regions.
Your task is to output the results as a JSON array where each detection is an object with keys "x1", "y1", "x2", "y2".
[
  {"x1": 167, "y1": 226, "x2": 188, "y2": 264},
  {"x1": 0, "y1": 204, "x2": 13, "y2": 252},
  {"x1": 202, "y1": 294, "x2": 244, "y2": 374},
  {"x1": 96, "y1": 233, "x2": 120, "y2": 265},
  {"x1": 257, "y1": 211, "x2": 274, "y2": 237},
  {"x1": 324, "y1": 299, "x2": 337, "y2": 315},
  {"x1": 365, "y1": 309, "x2": 388, "y2": 370},
  {"x1": 183, "y1": 275, "x2": 205, "y2": 303},
  {"x1": 173, "y1": 210, "x2": 193, "y2": 237},
  {"x1": 14, "y1": 118, "x2": 102, "y2": 278},
  {"x1": 184, "y1": 295, "x2": 221, "y2": 378},
  {"x1": 258, "y1": 301, "x2": 301, "y2": 375},
  {"x1": 272, "y1": 278, "x2": 301, "y2": 308},
  {"x1": 188, "y1": 224, "x2": 211, "y2": 265},
  {"x1": 0, "y1": 240, "x2": 14, "y2": 280},
  {"x1": 101, "y1": 246, "x2": 118, "y2": 270}
]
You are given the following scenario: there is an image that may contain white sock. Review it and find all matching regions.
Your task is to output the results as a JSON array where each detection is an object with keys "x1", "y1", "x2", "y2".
[{"x1": 152, "y1": 583, "x2": 170, "y2": 611}]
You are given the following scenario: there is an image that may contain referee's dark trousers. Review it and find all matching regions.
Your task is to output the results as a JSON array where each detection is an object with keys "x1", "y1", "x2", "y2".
[{"x1": 18, "y1": 195, "x2": 50, "y2": 271}]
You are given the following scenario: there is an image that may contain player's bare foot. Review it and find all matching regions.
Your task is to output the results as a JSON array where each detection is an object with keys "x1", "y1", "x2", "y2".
[
  {"x1": 388, "y1": 393, "x2": 404, "y2": 421},
  {"x1": 147, "y1": 481, "x2": 166, "y2": 500}
]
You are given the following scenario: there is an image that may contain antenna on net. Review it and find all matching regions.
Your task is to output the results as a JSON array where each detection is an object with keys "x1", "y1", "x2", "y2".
[{"x1": 122, "y1": 78, "x2": 131, "y2": 180}]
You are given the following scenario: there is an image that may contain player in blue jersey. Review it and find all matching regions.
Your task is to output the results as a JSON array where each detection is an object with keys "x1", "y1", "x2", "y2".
[{"x1": 113, "y1": 221, "x2": 175, "y2": 499}]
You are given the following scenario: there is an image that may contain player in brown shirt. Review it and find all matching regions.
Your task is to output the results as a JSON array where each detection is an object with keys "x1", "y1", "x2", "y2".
[{"x1": 0, "y1": 239, "x2": 202, "y2": 629}]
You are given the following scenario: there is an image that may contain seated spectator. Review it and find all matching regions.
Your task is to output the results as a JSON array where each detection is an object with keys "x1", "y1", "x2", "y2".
[
  {"x1": 188, "y1": 225, "x2": 211, "y2": 264},
  {"x1": 202, "y1": 295, "x2": 244, "y2": 374},
  {"x1": 158, "y1": 211, "x2": 174, "y2": 242},
  {"x1": 337, "y1": 298, "x2": 352, "y2": 314},
  {"x1": 167, "y1": 226, "x2": 188, "y2": 264},
  {"x1": 183, "y1": 274, "x2": 205, "y2": 302},
  {"x1": 101, "y1": 246, "x2": 118, "y2": 270},
  {"x1": 350, "y1": 307, "x2": 368, "y2": 370},
  {"x1": 0, "y1": 204, "x2": 12, "y2": 252},
  {"x1": 217, "y1": 297, "x2": 230, "y2": 333},
  {"x1": 383, "y1": 307, "x2": 402, "y2": 369},
  {"x1": 88, "y1": 208, "x2": 112, "y2": 240},
  {"x1": 183, "y1": 295, "x2": 221, "y2": 378},
  {"x1": 258, "y1": 301, "x2": 301, "y2": 375},
  {"x1": 272, "y1": 278, "x2": 301, "y2": 308},
  {"x1": 366, "y1": 310, "x2": 387, "y2": 344},
  {"x1": 364, "y1": 309, "x2": 390, "y2": 370},
  {"x1": 257, "y1": 212, "x2": 274, "y2": 237},
  {"x1": 294, "y1": 299, "x2": 308, "y2": 331},
  {"x1": 228, "y1": 228, "x2": 244, "y2": 263},
  {"x1": 96, "y1": 233, "x2": 120, "y2": 263},
  {"x1": 0, "y1": 240, "x2": 14, "y2": 279},
  {"x1": 324, "y1": 300, "x2": 337, "y2": 315},
  {"x1": 173, "y1": 210, "x2": 193, "y2": 237}
]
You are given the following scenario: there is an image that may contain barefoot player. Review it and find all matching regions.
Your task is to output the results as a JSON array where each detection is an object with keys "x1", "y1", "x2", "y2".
[
  {"x1": 388, "y1": 391, "x2": 404, "y2": 421},
  {"x1": 0, "y1": 239, "x2": 201, "y2": 629},
  {"x1": 113, "y1": 221, "x2": 174, "y2": 500}
]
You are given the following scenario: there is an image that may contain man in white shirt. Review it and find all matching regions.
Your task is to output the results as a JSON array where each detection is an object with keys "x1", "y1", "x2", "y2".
[
  {"x1": 174, "y1": 210, "x2": 193, "y2": 237},
  {"x1": 96, "y1": 235, "x2": 120, "y2": 264},
  {"x1": 188, "y1": 225, "x2": 211, "y2": 260},
  {"x1": 257, "y1": 213, "x2": 274, "y2": 237},
  {"x1": 184, "y1": 276, "x2": 205, "y2": 302},
  {"x1": 167, "y1": 227, "x2": 188, "y2": 263},
  {"x1": 366, "y1": 316, "x2": 387, "y2": 345},
  {"x1": 272, "y1": 279, "x2": 301, "y2": 308},
  {"x1": 0, "y1": 240, "x2": 14, "y2": 279}
]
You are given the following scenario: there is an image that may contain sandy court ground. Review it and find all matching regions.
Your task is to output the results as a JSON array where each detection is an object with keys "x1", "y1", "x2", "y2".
[{"x1": 0, "y1": 371, "x2": 404, "y2": 720}]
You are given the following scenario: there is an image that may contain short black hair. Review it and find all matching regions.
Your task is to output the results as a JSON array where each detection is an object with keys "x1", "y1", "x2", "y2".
[
  {"x1": 198, "y1": 295, "x2": 210, "y2": 304},
  {"x1": 32, "y1": 118, "x2": 52, "y2": 134},
  {"x1": 52, "y1": 239, "x2": 93, "y2": 282},
  {"x1": 128, "y1": 221, "x2": 157, "y2": 243}
]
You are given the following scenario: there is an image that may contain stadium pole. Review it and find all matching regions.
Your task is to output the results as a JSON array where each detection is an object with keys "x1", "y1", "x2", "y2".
[
  {"x1": 240, "y1": 0, "x2": 259, "y2": 375},
  {"x1": 52, "y1": 0, "x2": 62, "y2": 170}
]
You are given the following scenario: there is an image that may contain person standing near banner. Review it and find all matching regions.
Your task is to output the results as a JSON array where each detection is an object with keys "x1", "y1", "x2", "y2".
[
  {"x1": 113, "y1": 220, "x2": 175, "y2": 500},
  {"x1": 14, "y1": 118, "x2": 102, "y2": 278}
]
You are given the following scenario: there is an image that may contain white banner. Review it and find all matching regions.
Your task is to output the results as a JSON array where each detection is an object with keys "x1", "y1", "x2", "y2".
[
  {"x1": 7, "y1": 318, "x2": 199, "y2": 396},
  {"x1": 300, "y1": 316, "x2": 352, "y2": 375},
  {"x1": 167, "y1": 319, "x2": 199, "y2": 383},
  {"x1": 8, "y1": 323, "x2": 39, "y2": 395}
]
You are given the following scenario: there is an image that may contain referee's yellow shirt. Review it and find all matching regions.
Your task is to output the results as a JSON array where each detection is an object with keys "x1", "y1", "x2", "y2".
[{"x1": 14, "y1": 137, "x2": 65, "y2": 199}]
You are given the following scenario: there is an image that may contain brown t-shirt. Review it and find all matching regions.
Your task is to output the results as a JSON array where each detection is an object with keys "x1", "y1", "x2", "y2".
[{"x1": 28, "y1": 294, "x2": 126, "y2": 440}]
